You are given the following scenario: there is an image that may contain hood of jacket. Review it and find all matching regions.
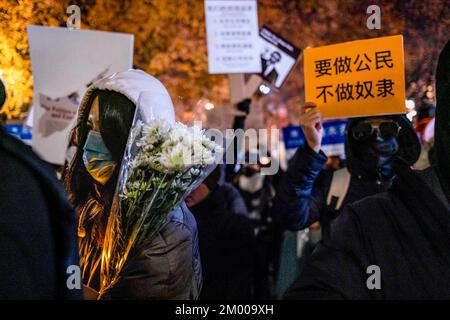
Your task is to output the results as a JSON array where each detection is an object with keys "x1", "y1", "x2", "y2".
[
  {"x1": 344, "y1": 114, "x2": 421, "y2": 178},
  {"x1": 77, "y1": 69, "x2": 176, "y2": 130},
  {"x1": 435, "y1": 39, "x2": 450, "y2": 203}
]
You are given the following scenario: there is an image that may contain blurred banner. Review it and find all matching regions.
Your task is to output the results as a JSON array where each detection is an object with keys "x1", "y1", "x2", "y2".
[
  {"x1": 304, "y1": 35, "x2": 405, "y2": 119},
  {"x1": 205, "y1": 0, "x2": 261, "y2": 74},
  {"x1": 27, "y1": 26, "x2": 133, "y2": 165},
  {"x1": 259, "y1": 26, "x2": 301, "y2": 89},
  {"x1": 6, "y1": 123, "x2": 32, "y2": 145},
  {"x1": 282, "y1": 119, "x2": 347, "y2": 158}
]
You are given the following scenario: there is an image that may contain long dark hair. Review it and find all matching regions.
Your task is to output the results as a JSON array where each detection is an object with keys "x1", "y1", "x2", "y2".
[{"x1": 63, "y1": 89, "x2": 135, "y2": 247}]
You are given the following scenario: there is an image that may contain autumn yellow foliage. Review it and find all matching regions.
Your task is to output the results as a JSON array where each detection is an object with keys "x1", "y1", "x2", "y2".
[
  {"x1": 0, "y1": 0, "x2": 228, "y2": 119},
  {"x1": 0, "y1": 0, "x2": 67, "y2": 118},
  {"x1": 0, "y1": 0, "x2": 449, "y2": 122}
]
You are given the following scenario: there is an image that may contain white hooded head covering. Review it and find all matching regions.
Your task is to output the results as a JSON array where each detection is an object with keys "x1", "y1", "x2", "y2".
[
  {"x1": 68, "y1": 69, "x2": 177, "y2": 180},
  {"x1": 77, "y1": 69, "x2": 175, "y2": 126}
]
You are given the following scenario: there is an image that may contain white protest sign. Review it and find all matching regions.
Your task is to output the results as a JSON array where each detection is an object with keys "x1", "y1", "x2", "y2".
[
  {"x1": 27, "y1": 25, "x2": 134, "y2": 165},
  {"x1": 205, "y1": 0, "x2": 261, "y2": 74}
]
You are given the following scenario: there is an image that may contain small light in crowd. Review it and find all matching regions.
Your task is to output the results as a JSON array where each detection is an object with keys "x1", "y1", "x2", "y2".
[
  {"x1": 259, "y1": 155, "x2": 270, "y2": 166},
  {"x1": 259, "y1": 84, "x2": 271, "y2": 95},
  {"x1": 407, "y1": 110, "x2": 417, "y2": 121},
  {"x1": 405, "y1": 99, "x2": 415, "y2": 110},
  {"x1": 204, "y1": 102, "x2": 215, "y2": 110}
]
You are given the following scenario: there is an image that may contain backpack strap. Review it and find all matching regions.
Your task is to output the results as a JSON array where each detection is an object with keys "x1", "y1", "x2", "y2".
[
  {"x1": 326, "y1": 167, "x2": 351, "y2": 211},
  {"x1": 296, "y1": 229, "x2": 310, "y2": 258}
]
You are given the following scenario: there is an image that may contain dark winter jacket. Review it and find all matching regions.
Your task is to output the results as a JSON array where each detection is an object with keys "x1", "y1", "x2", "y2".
[
  {"x1": 435, "y1": 39, "x2": 450, "y2": 204},
  {"x1": 110, "y1": 203, "x2": 202, "y2": 300},
  {"x1": 284, "y1": 163, "x2": 450, "y2": 299},
  {"x1": 219, "y1": 182, "x2": 249, "y2": 216},
  {"x1": 284, "y1": 39, "x2": 450, "y2": 300},
  {"x1": 189, "y1": 185, "x2": 256, "y2": 300},
  {"x1": 272, "y1": 115, "x2": 420, "y2": 232},
  {"x1": 0, "y1": 127, "x2": 81, "y2": 299}
]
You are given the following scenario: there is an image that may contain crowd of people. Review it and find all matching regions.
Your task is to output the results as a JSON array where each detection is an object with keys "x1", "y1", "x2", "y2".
[{"x1": 0, "y1": 39, "x2": 449, "y2": 300}]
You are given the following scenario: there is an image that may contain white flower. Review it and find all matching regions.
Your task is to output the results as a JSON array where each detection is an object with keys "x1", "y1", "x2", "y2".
[
  {"x1": 189, "y1": 167, "x2": 201, "y2": 176},
  {"x1": 168, "y1": 123, "x2": 193, "y2": 147},
  {"x1": 158, "y1": 142, "x2": 193, "y2": 172},
  {"x1": 137, "y1": 120, "x2": 172, "y2": 151},
  {"x1": 191, "y1": 140, "x2": 204, "y2": 165},
  {"x1": 129, "y1": 118, "x2": 222, "y2": 175},
  {"x1": 201, "y1": 148, "x2": 216, "y2": 165}
]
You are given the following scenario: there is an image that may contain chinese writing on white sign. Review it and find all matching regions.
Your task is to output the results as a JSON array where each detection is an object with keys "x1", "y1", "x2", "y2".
[{"x1": 205, "y1": 0, "x2": 262, "y2": 74}]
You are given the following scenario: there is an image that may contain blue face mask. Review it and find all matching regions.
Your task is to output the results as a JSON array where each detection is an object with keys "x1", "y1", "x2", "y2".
[
  {"x1": 82, "y1": 131, "x2": 117, "y2": 185},
  {"x1": 368, "y1": 135, "x2": 399, "y2": 179},
  {"x1": 371, "y1": 135, "x2": 399, "y2": 157}
]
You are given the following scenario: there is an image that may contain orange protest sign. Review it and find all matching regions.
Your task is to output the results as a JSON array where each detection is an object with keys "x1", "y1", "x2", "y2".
[{"x1": 304, "y1": 35, "x2": 406, "y2": 119}]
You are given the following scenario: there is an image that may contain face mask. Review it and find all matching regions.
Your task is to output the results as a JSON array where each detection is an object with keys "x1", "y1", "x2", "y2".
[
  {"x1": 369, "y1": 135, "x2": 399, "y2": 157},
  {"x1": 238, "y1": 172, "x2": 264, "y2": 193},
  {"x1": 83, "y1": 131, "x2": 117, "y2": 185},
  {"x1": 368, "y1": 135, "x2": 399, "y2": 179}
]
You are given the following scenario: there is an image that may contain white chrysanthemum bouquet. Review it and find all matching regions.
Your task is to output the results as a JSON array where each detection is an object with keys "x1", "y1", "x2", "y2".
[{"x1": 82, "y1": 118, "x2": 221, "y2": 299}]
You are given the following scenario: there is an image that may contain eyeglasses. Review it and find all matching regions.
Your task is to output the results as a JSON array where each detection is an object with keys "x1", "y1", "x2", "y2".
[{"x1": 352, "y1": 120, "x2": 402, "y2": 141}]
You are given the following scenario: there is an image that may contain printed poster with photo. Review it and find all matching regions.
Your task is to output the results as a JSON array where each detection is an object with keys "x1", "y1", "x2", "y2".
[{"x1": 259, "y1": 26, "x2": 301, "y2": 89}]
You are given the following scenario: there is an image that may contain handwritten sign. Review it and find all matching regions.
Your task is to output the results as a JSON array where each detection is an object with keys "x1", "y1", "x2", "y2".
[{"x1": 304, "y1": 35, "x2": 405, "y2": 119}]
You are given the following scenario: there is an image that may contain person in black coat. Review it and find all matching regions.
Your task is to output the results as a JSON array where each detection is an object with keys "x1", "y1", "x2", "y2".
[
  {"x1": 273, "y1": 102, "x2": 420, "y2": 298},
  {"x1": 186, "y1": 167, "x2": 256, "y2": 300},
  {"x1": 273, "y1": 102, "x2": 420, "y2": 237},
  {"x1": 0, "y1": 126, "x2": 81, "y2": 299},
  {"x1": 284, "y1": 39, "x2": 450, "y2": 299}
]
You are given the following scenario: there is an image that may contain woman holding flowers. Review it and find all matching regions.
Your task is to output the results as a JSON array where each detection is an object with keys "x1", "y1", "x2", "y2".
[{"x1": 63, "y1": 70, "x2": 218, "y2": 299}]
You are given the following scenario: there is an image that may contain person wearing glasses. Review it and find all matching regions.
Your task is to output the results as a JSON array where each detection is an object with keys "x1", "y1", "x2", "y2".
[
  {"x1": 284, "y1": 40, "x2": 450, "y2": 299},
  {"x1": 272, "y1": 101, "x2": 420, "y2": 297},
  {"x1": 273, "y1": 102, "x2": 420, "y2": 239}
]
